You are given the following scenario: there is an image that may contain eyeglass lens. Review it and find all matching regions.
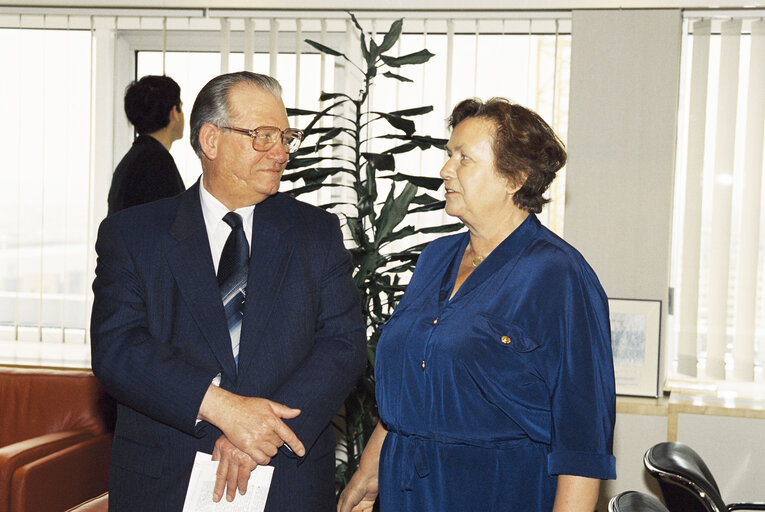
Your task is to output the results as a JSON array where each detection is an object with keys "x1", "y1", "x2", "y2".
[{"x1": 252, "y1": 127, "x2": 302, "y2": 153}]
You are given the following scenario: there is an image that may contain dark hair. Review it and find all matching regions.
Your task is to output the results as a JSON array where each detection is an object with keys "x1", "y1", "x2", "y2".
[
  {"x1": 189, "y1": 71, "x2": 283, "y2": 157},
  {"x1": 448, "y1": 98, "x2": 566, "y2": 214},
  {"x1": 123, "y1": 75, "x2": 181, "y2": 135}
]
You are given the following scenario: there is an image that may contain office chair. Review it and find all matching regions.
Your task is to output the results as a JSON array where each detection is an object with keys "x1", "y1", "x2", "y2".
[
  {"x1": 608, "y1": 490, "x2": 670, "y2": 512},
  {"x1": 644, "y1": 441, "x2": 765, "y2": 512}
]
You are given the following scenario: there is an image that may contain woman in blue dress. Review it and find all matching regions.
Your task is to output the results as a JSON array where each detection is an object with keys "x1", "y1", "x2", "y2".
[{"x1": 338, "y1": 98, "x2": 616, "y2": 512}]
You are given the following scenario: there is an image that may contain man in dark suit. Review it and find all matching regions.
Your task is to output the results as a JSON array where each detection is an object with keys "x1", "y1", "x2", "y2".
[
  {"x1": 91, "y1": 71, "x2": 366, "y2": 511},
  {"x1": 108, "y1": 75, "x2": 186, "y2": 215}
]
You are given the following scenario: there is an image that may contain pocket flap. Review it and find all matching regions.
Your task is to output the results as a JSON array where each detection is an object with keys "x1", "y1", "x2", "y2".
[{"x1": 478, "y1": 313, "x2": 540, "y2": 353}]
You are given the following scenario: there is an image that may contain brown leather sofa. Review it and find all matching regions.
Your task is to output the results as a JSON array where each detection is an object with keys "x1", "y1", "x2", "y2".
[
  {"x1": 66, "y1": 492, "x2": 108, "y2": 512},
  {"x1": 0, "y1": 366, "x2": 114, "y2": 512}
]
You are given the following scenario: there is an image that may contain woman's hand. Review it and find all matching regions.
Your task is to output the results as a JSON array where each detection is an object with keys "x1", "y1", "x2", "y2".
[
  {"x1": 337, "y1": 472, "x2": 378, "y2": 512},
  {"x1": 337, "y1": 422, "x2": 388, "y2": 512}
]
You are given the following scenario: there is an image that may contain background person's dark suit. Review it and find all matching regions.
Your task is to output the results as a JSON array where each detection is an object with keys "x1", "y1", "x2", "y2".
[
  {"x1": 91, "y1": 181, "x2": 366, "y2": 511},
  {"x1": 107, "y1": 134, "x2": 185, "y2": 215}
]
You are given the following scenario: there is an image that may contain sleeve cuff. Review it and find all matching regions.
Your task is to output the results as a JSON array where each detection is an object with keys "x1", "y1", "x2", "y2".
[
  {"x1": 195, "y1": 373, "x2": 221, "y2": 426},
  {"x1": 548, "y1": 450, "x2": 616, "y2": 480}
]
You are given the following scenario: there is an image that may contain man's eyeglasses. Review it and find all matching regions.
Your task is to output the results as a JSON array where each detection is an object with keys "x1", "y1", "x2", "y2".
[{"x1": 218, "y1": 125, "x2": 304, "y2": 154}]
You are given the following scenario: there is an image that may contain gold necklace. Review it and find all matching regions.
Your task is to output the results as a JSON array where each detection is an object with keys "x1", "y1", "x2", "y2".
[{"x1": 468, "y1": 244, "x2": 486, "y2": 267}]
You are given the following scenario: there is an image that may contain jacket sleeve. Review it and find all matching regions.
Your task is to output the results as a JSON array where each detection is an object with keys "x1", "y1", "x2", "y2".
[
  {"x1": 90, "y1": 216, "x2": 219, "y2": 435},
  {"x1": 267, "y1": 213, "x2": 367, "y2": 455}
]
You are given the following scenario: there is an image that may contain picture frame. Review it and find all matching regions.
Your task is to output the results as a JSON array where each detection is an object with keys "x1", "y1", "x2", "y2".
[{"x1": 608, "y1": 298, "x2": 662, "y2": 398}]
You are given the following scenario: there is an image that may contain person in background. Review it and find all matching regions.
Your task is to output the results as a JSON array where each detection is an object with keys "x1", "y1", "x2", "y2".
[
  {"x1": 92, "y1": 71, "x2": 366, "y2": 511},
  {"x1": 107, "y1": 74, "x2": 186, "y2": 215},
  {"x1": 338, "y1": 97, "x2": 616, "y2": 512}
]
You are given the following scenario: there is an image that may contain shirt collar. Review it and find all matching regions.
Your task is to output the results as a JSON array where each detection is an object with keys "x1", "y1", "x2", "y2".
[{"x1": 199, "y1": 180, "x2": 255, "y2": 241}]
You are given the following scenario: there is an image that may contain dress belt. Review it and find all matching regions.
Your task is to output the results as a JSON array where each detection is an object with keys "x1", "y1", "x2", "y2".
[
  {"x1": 386, "y1": 427, "x2": 534, "y2": 492},
  {"x1": 394, "y1": 432, "x2": 430, "y2": 491}
]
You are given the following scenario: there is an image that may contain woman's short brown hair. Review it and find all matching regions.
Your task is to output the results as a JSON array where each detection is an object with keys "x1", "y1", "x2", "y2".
[{"x1": 448, "y1": 98, "x2": 566, "y2": 214}]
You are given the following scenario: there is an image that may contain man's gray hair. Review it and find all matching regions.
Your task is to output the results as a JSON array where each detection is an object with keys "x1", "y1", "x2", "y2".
[{"x1": 189, "y1": 71, "x2": 283, "y2": 157}]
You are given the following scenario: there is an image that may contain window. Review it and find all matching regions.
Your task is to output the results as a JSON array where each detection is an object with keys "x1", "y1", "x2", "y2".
[
  {"x1": 0, "y1": 25, "x2": 93, "y2": 364},
  {"x1": 670, "y1": 14, "x2": 765, "y2": 393},
  {"x1": 0, "y1": 10, "x2": 570, "y2": 367}
]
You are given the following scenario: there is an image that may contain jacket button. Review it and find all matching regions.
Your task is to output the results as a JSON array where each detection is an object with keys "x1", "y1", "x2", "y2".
[
  {"x1": 501, "y1": 336, "x2": 512, "y2": 344},
  {"x1": 432, "y1": 317, "x2": 438, "y2": 325},
  {"x1": 421, "y1": 359, "x2": 426, "y2": 370}
]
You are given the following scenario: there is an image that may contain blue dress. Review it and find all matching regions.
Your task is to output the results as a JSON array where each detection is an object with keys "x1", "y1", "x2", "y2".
[{"x1": 375, "y1": 214, "x2": 616, "y2": 511}]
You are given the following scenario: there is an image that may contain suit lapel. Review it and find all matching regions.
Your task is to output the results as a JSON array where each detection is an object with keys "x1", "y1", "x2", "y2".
[
  {"x1": 166, "y1": 182, "x2": 238, "y2": 378},
  {"x1": 236, "y1": 194, "x2": 295, "y2": 383}
]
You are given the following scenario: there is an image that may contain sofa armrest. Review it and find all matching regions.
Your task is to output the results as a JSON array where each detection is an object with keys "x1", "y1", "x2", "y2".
[
  {"x1": 0, "y1": 431, "x2": 92, "y2": 512},
  {"x1": 66, "y1": 492, "x2": 108, "y2": 512},
  {"x1": 9, "y1": 434, "x2": 112, "y2": 512}
]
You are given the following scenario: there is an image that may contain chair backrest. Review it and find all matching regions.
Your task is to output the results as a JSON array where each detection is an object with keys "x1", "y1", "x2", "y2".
[
  {"x1": 608, "y1": 490, "x2": 669, "y2": 512},
  {"x1": 643, "y1": 441, "x2": 727, "y2": 512}
]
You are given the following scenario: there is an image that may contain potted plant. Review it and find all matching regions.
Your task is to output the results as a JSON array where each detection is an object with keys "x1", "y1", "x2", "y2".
[{"x1": 283, "y1": 13, "x2": 462, "y2": 492}]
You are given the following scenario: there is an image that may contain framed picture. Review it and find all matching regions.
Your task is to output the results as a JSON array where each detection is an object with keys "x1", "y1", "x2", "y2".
[{"x1": 608, "y1": 298, "x2": 662, "y2": 398}]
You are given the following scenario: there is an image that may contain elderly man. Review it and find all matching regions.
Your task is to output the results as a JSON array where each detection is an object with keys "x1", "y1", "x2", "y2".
[{"x1": 91, "y1": 71, "x2": 366, "y2": 511}]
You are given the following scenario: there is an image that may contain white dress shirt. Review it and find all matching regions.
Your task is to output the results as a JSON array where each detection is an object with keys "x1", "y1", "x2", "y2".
[
  {"x1": 199, "y1": 182, "x2": 255, "y2": 270},
  {"x1": 197, "y1": 182, "x2": 256, "y2": 397}
]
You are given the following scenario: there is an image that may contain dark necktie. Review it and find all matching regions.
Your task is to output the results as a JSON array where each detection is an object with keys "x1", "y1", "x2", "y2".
[{"x1": 217, "y1": 212, "x2": 249, "y2": 367}]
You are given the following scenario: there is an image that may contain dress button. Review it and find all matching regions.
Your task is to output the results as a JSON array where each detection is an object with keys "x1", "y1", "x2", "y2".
[
  {"x1": 421, "y1": 360, "x2": 426, "y2": 370},
  {"x1": 432, "y1": 317, "x2": 438, "y2": 325},
  {"x1": 501, "y1": 336, "x2": 512, "y2": 344}
]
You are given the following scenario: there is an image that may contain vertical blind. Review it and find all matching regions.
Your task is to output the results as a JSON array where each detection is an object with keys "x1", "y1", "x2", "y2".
[
  {"x1": 673, "y1": 13, "x2": 765, "y2": 386},
  {"x1": 0, "y1": 8, "x2": 571, "y2": 366}
]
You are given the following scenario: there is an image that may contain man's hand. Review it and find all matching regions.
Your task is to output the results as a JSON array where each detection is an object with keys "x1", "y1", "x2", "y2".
[
  {"x1": 198, "y1": 385, "x2": 306, "y2": 465},
  {"x1": 212, "y1": 435, "x2": 258, "y2": 502}
]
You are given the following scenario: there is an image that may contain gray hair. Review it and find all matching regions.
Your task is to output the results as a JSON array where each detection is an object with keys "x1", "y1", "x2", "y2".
[{"x1": 189, "y1": 71, "x2": 283, "y2": 157}]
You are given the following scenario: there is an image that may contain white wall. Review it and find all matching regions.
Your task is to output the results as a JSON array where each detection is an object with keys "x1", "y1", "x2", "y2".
[{"x1": 565, "y1": 9, "x2": 681, "y2": 508}]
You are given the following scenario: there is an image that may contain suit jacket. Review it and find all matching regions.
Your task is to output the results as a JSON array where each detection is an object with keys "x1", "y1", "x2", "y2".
[
  {"x1": 107, "y1": 134, "x2": 186, "y2": 215},
  {"x1": 91, "y1": 182, "x2": 366, "y2": 511}
]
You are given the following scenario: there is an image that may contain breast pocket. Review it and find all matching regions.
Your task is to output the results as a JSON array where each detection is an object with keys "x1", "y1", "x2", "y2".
[
  {"x1": 467, "y1": 313, "x2": 546, "y2": 393},
  {"x1": 478, "y1": 313, "x2": 540, "y2": 353}
]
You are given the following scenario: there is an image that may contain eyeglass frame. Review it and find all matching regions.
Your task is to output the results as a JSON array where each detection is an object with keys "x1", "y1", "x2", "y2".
[{"x1": 217, "y1": 125, "x2": 305, "y2": 154}]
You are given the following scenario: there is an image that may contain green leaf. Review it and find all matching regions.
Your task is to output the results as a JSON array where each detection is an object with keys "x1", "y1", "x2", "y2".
[
  {"x1": 414, "y1": 222, "x2": 463, "y2": 234},
  {"x1": 374, "y1": 182, "x2": 418, "y2": 245},
  {"x1": 294, "y1": 99, "x2": 350, "y2": 136},
  {"x1": 287, "y1": 156, "x2": 324, "y2": 168},
  {"x1": 320, "y1": 92, "x2": 353, "y2": 102},
  {"x1": 390, "y1": 106, "x2": 433, "y2": 117},
  {"x1": 348, "y1": 11, "x2": 364, "y2": 33},
  {"x1": 378, "y1": 19, "x2": 403, "y2": 54},
  {"x1": 411, "y1": 193, "x2": 441, "y2": 205},
  {"x1": 362, "y1": 152, "x2": 395, "y2": 171},
  {"x1": 365, "y1": 161, "x2": 378, "y2": 205},
  {"x1": 382, "y1": 71, "x2": 413, "y2": 83},
  {"x1": 376, "y1": 133, "x2": 448, "y2": 150},
  {"x1": 380, "y1": 49, "x2": 435, "y2": 67},
  {"x1": 305, "y1": 39, "x2": 343, "y2": 57},
  {"x1": 409, "y1": 200, "x2": 446, "y2": 214},
  {"x1": 346, "y1": 217, "x2": 367, "y2": 247},
  {"x1": 384, "y1": 142, "x2": 420, "y2": 155},
  {"x1": 289, "y1": 144, "x2": 327, "y2": 158},
  {"x1": 381, "y1": 225, "x2": 416, "y2": 245},
  {"x1": 318, "y1": 127, "x2": 344, "y2": 143},
  {"x1": 366, "y1": 38, "x2": 378, "y2": 68},
  {"x1": 376, "y1": 113, "x2": 415, "y2": 136},
  {"x1": 286, "y1": 182, "x2": 345, "y2": 197},
  {"x1": 384, "y1": 172, "x2": 443, "y2": 191},
  {"x1": 287, "y1": 107, "x2": 320, "y2": 116}
]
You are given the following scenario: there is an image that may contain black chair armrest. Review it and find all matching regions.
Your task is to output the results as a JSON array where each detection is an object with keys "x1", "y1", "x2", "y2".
[{"x1": 728, "y1": 504, "x2": 765, "y2": 511}]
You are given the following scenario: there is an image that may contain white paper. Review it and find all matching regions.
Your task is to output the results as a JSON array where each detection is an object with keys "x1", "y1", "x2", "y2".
[{"x1": 182, "y1": 451, "x2": 274, "y2": 512}]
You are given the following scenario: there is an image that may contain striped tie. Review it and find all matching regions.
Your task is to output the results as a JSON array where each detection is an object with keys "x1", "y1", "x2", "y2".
[{"x1": 217, "y1": 212, "x2": 248, "y2": 368}]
